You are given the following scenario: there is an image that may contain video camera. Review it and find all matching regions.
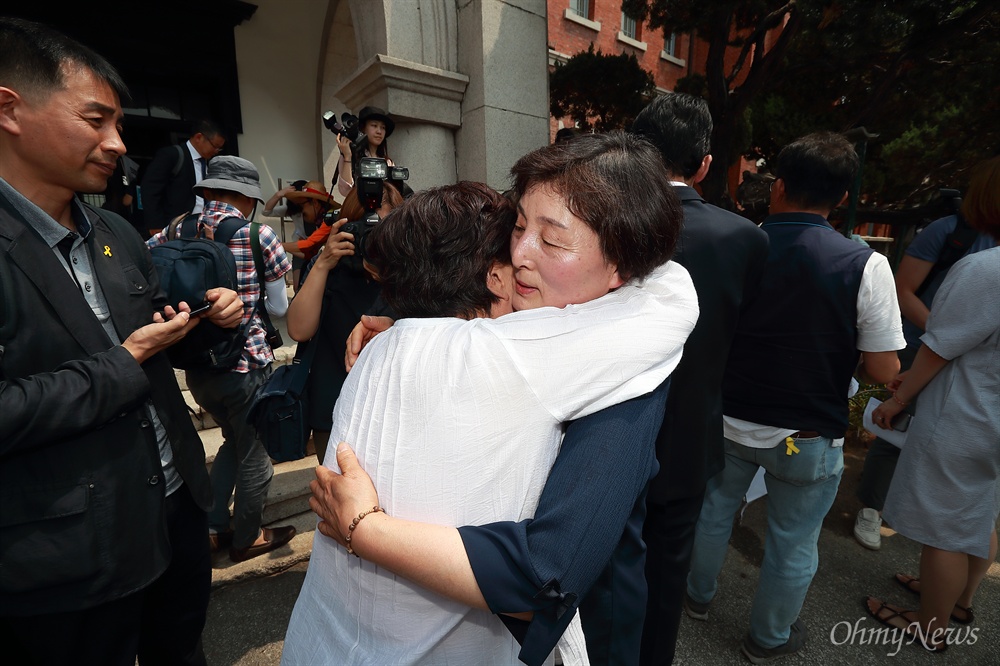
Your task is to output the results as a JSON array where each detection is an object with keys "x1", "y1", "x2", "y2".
[
  {"x1": 322, "y1": 110, "x2": 364, "y2": 151},
  {"x1": 335, "y1": 157, "x2": 409, "y2": 272}
]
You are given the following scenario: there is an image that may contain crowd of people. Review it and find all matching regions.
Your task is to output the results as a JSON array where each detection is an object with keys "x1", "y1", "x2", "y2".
[{"x1": 1, "y1": 15, "x2": 997, "y2": 666}]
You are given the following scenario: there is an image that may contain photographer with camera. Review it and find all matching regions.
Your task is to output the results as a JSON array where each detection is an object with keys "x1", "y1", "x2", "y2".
[
  {"x1": 286, "y1": 163, "x2": 405, "y2": 464},
  {"x1": 329, "y1": 106, "x2": 395, "y2": 198}
]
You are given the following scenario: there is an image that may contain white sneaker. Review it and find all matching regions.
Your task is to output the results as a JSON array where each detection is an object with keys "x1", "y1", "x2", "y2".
[{"x1": 854, "y1": 507, "x2": 882, "y2": 550}]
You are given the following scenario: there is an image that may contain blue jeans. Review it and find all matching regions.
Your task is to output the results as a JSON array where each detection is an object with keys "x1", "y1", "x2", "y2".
[
  {"x1": 187, "y1": 365, "x2": 273, "y2": 550},
  {"x1": 687, "y1": 436, "x2": 843, "y2": 648}
]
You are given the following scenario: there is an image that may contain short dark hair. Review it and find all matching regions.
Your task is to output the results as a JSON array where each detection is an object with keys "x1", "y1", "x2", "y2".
[
  {"x1": 631, "y1": 93, "x2": 712, "y2": 179},
  {"x1": 774, "y1": 132, "x2": 859, "y2": 212},
  {"x1": 962, "y1": 155, "x2": 1000, "y2": 241},
  {"x1": 509, "y1": 131, "x2": 681, "y2": 281},
  {"x1": 0, "y1": 17, "x2": 129, "y2": 104},
  {"x1": 191, "y1": 119, "x2": 224, "y2": 140},
  {"x1": 554, "y1": 127, "x2": 579, "y2": 144},
  {"x1": 366, "y1": 182, "x2": 516, "y2": 319}
]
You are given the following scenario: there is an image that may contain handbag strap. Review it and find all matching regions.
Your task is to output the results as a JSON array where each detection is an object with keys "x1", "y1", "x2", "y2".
[{"x1": 248, "y1": 220, "x2": 282, "y2": 341}]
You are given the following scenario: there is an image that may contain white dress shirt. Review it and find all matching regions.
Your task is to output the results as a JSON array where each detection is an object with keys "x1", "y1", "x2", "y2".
[
  {"x1": 187, "y1": 140, "x2": 206, "y2": 214},
  {"x1": 282, "y1": 261, "x2": 700, "y2": 665}
]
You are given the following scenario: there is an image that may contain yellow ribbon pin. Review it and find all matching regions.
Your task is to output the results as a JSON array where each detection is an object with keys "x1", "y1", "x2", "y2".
[
  {"x1": 785, "y1": 436, "x2": 800, "y2": 456},
  {"x1": 103, "y1": 245, "x2": 113, "y2": 257}
]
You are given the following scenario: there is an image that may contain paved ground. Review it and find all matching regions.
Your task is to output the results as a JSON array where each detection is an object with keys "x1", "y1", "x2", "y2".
[{"x1": 203, "y1": 439, "x2": 1000, "y2": 665}]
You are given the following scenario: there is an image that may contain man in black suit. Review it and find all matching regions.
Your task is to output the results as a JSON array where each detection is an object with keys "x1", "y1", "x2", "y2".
[
  {"x1": 141, "y1": 118, "x2": 225, "y2": 235},
  {"x1": 632, "y1": 93, "x2": 769, "y2": 665},
  {"x1": 0, "y1": 18, "x2": 242, "y2": 665}
]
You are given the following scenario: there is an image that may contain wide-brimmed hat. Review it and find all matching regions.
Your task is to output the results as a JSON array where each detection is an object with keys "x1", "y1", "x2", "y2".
[
  {"x1": 358, "y1": 106, "x2": 395, "y2": 137},
  {"x1": 286, "y1": 180, "x2": 334, "y2": 206},
  {"x1": 193, "y1": 155, "x2": 264, "y2": 202}
]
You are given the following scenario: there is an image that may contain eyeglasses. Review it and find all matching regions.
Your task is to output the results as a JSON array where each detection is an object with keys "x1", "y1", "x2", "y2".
[{"x1": 202, "y1": 135, "x2": 225, "y2": 153}]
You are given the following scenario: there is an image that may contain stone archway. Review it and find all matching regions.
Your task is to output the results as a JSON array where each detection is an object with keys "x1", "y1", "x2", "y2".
[{"x1": 317, "y1": 0, "x2": 550, "y2": 193}]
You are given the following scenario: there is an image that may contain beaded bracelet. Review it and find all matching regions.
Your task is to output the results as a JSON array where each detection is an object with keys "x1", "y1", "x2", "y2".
[
  {"x1": 345, "y1": 505, "x2": 384, "y2": 557},
  {"x1": 891, "y1": 394, "x2": 909, "y2": 408}
]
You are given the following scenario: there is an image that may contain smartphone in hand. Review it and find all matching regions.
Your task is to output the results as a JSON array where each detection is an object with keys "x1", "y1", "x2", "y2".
[
  {"x1": 188, "y1": 301, "x2": 212, "y2": 316},
  {"x1": 890, "y1": 412, "x2": 912, "y2": 432}
]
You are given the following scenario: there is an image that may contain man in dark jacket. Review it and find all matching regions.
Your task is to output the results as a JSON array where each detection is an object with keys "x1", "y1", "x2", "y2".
[
  {"x1": 140, "y1": 118, "x2": 225, "y2": 235},
  {"x1": 0, "y1": 18, "x2": 242, "y2": 666},
  {"x1": 631, "y1": 93, "x2": 769, "y2": 665}
]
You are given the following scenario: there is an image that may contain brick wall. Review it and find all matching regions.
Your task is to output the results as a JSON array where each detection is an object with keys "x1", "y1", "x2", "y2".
[{"x1": 548, "y1": 0, "x2": 695, "y2": 138}]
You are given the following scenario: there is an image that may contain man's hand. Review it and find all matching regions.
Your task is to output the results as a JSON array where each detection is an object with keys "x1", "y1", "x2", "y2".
[
  {"x1": 122, "y1": 306, "x2": 198, "y2": 364},
  {"x1": 310, "y1": 442, "x2": 380, "y2": 546},
  {"x1": 203, "y1": 287, "x2": 244, "y2": 329},
  {"x1": 345, "y1": 315, "x2": 394, "y2": 372}
]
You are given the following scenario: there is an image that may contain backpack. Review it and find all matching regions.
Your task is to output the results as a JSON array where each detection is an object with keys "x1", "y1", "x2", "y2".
[
  {"x1": 149, "y1": 213, "x2": 254, "y2": 371},
  {"x1": 170, "y1": 144, "x2": 187, "y2": 178}
]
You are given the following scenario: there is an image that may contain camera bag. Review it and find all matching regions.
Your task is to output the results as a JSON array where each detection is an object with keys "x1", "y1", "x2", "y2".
[
  {"x1": 149, "y1": 213, "x2": 253, "y2": 371},
  {"x1": 246, "y1": 326, "x2": 317, "y2": 463}
]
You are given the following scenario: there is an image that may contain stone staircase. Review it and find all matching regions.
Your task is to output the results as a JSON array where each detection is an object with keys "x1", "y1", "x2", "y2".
[{"x1": 178, "y1": 299, "x2": 320, "y2": 588}]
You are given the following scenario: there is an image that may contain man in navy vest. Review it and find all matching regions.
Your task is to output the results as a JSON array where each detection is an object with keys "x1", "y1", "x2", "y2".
[
  {"x1": 631, "y1": 93, "x2": 769, "y2": 665},
  {"x1": 683, "y1": 132, "x2": 905, "y2": 663}
]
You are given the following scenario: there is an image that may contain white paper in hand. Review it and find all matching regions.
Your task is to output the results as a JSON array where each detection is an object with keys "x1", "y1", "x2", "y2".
[{"x1": 863, "y1": 398, "x2": 908, "y2": 448}]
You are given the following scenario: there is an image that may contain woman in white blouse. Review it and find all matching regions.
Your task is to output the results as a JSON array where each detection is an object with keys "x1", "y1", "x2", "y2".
[{"x1": 282, "y1": 133, "x2": 699, "y2": 665}]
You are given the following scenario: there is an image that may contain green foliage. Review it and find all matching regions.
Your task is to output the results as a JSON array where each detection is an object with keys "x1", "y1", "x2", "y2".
[
  {"x1": 744, "y1": 0, "x2": 1000, "y2": 207},
  {"x1": 674, "y1": 73, "x2": 707, "y2": 98},
  {"x1": 624, "y1": 0, "x2": 999, "y2": 208},
  {"x1": 848, "y1": 384, "x2": 890, "y2": 443},
  {"x1": 549, "y1": 45, "x2": 656, "y2": 132}
]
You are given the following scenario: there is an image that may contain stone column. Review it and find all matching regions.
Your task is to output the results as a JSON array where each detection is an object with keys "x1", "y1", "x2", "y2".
[
  {"x1": 333, "y1": 0, "x2": 549, "y2": 192},
  {"x1": 456, "y1": 0, "x2": 549, "y2": 189}
]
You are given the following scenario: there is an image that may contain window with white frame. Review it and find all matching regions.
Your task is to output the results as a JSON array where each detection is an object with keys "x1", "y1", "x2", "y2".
[
  {"x1": 621, "y1": 12, "x2": 640, "y2": 40},
  {"x1": 570, "y1": 0, "x2": 591, "y2": 19},
  {"x1": 660, "y1": 29, "x2": 685, "y2": 65},
  {"x1": 664, "y1": 31, "x2": 677, "y2": 57}
]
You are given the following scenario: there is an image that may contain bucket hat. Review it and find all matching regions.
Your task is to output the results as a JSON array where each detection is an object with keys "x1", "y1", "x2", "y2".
[
  {"x1": 286, "y1": 180, "x2": 334, "y2": 206},
  {"x1": 357, "y1": 106, "x2": 395, "y2": 137},
  {"x1": 193, "y1": 155, "x2": 264, "y2": 202}
]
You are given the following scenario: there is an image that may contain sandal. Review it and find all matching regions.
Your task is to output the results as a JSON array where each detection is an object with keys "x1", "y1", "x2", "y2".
[
  {"x1": 894, "y1": 573, "x2": 975, "y2": 624},
  {"x1": 864, "y1": 596, "x2": 947, "y2": 653}
]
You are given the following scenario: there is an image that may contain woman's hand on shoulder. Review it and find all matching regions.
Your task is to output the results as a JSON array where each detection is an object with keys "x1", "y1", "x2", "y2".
[
  {"x1": 310, "y1": 442, "x2": 381, "y2": 550},
  {"x1": 345, "y1": 315, "x2": 395, "y2": 372}
]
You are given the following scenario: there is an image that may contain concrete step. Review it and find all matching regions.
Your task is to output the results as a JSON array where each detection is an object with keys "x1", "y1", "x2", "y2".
[
  {"x1": 202, "y1": 431, "x2": 318, "y2": 525},
  {"x1": 209, "y1": 509, "x2": 317, "y2": 589},
  {"x1": 183, "y1": 389, "x2": 218, "y2": 431},
  {"x1": 262, "y1": 456, "x2": 318, "y2": 525},
  {"x1": 201, "y1": 426, "x2": 224, "y2": 466}
]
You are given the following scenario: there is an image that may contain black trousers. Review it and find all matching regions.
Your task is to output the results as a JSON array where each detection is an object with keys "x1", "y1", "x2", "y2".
[
  {"x1": 1, "y1": 483, "x2": 211, "y2": 666},
  {"x1": 639, "y1": 492, "x2": 706, "y2": 666}
]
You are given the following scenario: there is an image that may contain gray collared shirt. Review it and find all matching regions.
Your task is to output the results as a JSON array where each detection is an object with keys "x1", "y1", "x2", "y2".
[{"x1": 0, "y1": 178, "x2": 181, "y2": 496}]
